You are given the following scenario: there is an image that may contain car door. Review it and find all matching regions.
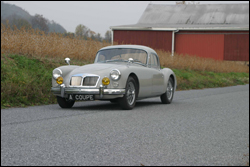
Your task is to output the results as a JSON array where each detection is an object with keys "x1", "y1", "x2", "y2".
[{"x1": 149, "y1": 53, "x2": 165, "y2": 96}]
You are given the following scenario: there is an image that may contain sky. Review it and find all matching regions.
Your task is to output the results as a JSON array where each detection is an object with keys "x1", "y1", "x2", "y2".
[{"x1": 4, "y1": 1, "x2": 249, "y2": 37}]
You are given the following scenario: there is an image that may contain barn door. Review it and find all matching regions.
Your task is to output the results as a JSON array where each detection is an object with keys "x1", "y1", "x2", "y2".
[{"x1": 224, "y1": 34, "x2": 249, "y2": 61}]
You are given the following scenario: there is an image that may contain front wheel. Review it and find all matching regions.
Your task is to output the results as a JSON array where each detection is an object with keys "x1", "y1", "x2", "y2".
[
  {"x1": 161, "y1": 77, "x2": 174, "y2": 104},
  {"x1": 110, "y1": 99, "x2": 118, "y2": 103},
  {"x1": 118, "y1": 77, "x2": 138, "y2": 110},
  {"x1": 57, "y1": 96, "x2": 75, "y2": 108}
]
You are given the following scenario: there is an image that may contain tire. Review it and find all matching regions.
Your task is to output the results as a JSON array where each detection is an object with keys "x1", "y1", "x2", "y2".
[
  {"x1": 161, "y1": 77, "x2": 174, "y2": 104},
  {"x1": 57, "y1": 96, "x2": 75, "y2": 108},
  {"x1": 118, "y1": 77, "x2": 138, "y2": 110}
]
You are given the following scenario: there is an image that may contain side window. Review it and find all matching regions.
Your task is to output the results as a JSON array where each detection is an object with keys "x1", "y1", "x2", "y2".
[{"x1": 150, "y1": 54, "x2": 160, "y2": 69}]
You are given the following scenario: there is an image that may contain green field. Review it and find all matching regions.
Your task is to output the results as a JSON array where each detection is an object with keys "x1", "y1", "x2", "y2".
[{"x1": 1, "y1": 54, "x2": 249, "y2": 108}]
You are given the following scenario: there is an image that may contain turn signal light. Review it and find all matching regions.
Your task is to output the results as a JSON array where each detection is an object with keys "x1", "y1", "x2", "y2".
[
  {"x1": 102, "y1": 77, "x2": 110, "y2": 85},
  {"x1": 56, "y1": 76, "x2": 63, "y2": 85}
]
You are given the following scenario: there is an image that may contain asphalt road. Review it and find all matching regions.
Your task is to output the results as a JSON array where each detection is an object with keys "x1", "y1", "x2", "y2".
[{"x1": 1, "y1": 85, "x2": 249, "y2": 166}]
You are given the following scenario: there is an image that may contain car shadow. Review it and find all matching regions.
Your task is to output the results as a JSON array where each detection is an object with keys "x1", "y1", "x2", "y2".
[{"x1": 71, "y1": 100, "x2": 163, "y2": 111}]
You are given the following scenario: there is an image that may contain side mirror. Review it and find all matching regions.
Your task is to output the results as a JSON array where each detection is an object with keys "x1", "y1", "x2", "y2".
[
  {"x1": 127, "y1": 58, "x2": 134, "y2": 66},
  {"x1": 65, "y1": 58, "x2": 70, "y2": 65},
  {"x1": 128, "y1": 58, "x2": 134, "y2": 63}
]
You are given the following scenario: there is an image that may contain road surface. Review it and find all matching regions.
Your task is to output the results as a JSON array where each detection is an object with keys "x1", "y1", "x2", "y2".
[{"x1": 1, "y1": 85, "x2": 249, "y2": 166}]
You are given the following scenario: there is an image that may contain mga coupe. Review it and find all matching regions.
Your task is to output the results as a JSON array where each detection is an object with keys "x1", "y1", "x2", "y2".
[{"x1": 51, "y1": 45, "x2": 177, "y2": 110}]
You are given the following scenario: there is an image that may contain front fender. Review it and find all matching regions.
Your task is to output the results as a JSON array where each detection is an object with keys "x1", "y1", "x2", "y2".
[{"x1": 52, "y1": 65, "x2": 80, "y2": 87}]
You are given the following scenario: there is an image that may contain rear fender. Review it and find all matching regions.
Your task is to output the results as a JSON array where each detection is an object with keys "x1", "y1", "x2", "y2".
[{"x1": 161, "y1": 68, "x2": 177, "y2": 91}]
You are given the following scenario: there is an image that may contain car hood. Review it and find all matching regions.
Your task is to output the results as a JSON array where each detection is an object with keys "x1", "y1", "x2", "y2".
[{"x1": 68, "y1": 63, "x2": 126, "y2": 76}]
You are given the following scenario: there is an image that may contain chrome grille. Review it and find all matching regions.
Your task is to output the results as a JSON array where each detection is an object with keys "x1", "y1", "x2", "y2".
[
  {"x1": 71, "y1": 76, "x2": 82, "y2": 86},
  {"x1": 83, "y1": 76, "x2": 99, "y2": 86}
]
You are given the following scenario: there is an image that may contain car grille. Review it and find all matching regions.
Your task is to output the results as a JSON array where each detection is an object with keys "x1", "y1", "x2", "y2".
[
  {"x1": 71, "y1": 76, "x2": 82, "y2": 86},
  {"x1": 83, "y1": 76, "x2": 99, "y2": 86},
  {"x1": 70, "y1": 76, "x2": 99, "y2": 86}
]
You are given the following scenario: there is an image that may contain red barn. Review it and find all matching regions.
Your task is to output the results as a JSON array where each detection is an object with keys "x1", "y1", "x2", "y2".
[{"x1": 110, "y1": 3, "x2": 249, "y2": 61}]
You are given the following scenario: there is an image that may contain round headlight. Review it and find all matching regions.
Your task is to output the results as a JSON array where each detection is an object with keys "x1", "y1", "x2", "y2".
[
  {"x1": 53, "y1": 68, "x2": 62, "y2": 80},
  {"x1": 53, "y1": 73, "x2": 61, "y2": 79},
  {"x1": 110, "y1": 69, "x2": 121, "y2": 81}
]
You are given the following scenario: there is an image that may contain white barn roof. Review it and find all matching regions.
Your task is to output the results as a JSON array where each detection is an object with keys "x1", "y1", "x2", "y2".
[{"x1": 111, "y1": 3, "x2": 249, "y2": 31}]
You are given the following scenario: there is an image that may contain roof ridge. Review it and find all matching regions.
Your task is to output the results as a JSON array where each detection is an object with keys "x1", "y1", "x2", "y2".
[{"x1": 148, "y1": 3, "x2": 249, "y2": 5}]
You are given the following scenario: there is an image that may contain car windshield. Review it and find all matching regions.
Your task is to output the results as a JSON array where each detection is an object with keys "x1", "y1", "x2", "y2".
[{"x1": 94, "y1": 48, "x2": 148, "y2": 66}]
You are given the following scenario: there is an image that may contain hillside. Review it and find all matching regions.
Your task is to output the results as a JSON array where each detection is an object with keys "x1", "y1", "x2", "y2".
[
  {"x1": 1, "y1": 26, "x2": 249, "y2": 108},
  {"x1": 1, "y1": 2, "x2": 32, "y2": 21},
  {"x1": 1, "y1": 1, "x2": 67, "y2": 33}
]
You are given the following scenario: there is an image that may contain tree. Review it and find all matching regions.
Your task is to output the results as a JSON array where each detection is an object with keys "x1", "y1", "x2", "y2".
[
  {"x1": 75, "y1": 24, "x2": 90, "y2": 39},
  {"x1": 48, "y1": 20, "x2": 66, "y2": 33},
  {"x1": 4, "y1": 14, "x2": 31, "y2": 30},
  {"x1": 31, "y1": 14, "x2": 49, "y2": 33},
  {"x1": 176, "y1": 1, "x2": 186, "y2": 5},
  {"x1": 89, "y1": 30, "x2": 96, "y2": 40},
  {"x1": 63, "y1": 32, "x2": 75, "y2": 39},
  {"x1": 176, "y1": 1, "x2": 199, "y2": 5},
  {"x1": 104, "y1": 30, "x2": 111, "y2": 43},
  {"x1": 16, "y1": 18, "x2": 31, "y2": 30},
  {"x1": 95, "y1": 33, "x2": 102, "y2": 42}
]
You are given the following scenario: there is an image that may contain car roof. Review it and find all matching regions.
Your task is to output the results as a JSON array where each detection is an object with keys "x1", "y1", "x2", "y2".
[{"x1": 99, "y1": 45, "x2": 157, "y2": 55}]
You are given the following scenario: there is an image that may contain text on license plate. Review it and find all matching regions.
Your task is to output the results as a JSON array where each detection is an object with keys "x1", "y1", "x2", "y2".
[{"x1": 70, "y1": 95, "x2": 94, "y2": 101}]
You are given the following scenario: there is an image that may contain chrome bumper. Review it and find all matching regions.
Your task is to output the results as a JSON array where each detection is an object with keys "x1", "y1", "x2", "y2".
[{"x1": 51, "y1": 84, "x2": 125, "y2": 98}]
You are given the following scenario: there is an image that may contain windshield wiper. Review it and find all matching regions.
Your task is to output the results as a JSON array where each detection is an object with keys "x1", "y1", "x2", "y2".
[
  {"x1": 106, "y1": 59, "x2": 127, "y2": 63},
  {"x1": 133, "y1": 61, "x2": 146, "y2": 67}
]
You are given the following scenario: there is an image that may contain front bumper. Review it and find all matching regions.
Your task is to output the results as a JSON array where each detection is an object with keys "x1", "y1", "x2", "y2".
[{"x1": 51, "y1": 84, "x2": 125, "y2": 99}]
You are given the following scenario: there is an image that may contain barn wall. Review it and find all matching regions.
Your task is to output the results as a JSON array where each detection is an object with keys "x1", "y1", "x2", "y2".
[
  {"x1": 113, "y1": 30, "x2": 172, "y2": 52},
  {"x1": 175, "y1": 33, "x2": 225, "y2": 60},
  {"x1": 113, "y1": 30, "x2": 249, "y2": 61}
]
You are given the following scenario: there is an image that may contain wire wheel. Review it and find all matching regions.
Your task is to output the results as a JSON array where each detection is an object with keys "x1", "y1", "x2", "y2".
[
  {"x1": 118, "y1": 77, "x2": 138, "y2": 110},
  {"x1": 166, "y1": 79, "x2": 173, "y2": 101},
  {"x1": 127, "y1": 82, "x2": 136, "y2": 105},
  {"x1": 161, "y1": 77, "x2": 174, "y2": 104}
]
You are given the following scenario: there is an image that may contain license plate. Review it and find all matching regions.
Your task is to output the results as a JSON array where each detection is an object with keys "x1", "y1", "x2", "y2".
[{"x1": 69, "y1": 95, "x2": 94, "y2": 101}]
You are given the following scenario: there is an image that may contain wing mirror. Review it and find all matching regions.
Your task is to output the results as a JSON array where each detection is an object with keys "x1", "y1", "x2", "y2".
[
  {"x1": 65, "y1": 58, "x2": 70, "y2": 65},
  {"x1": 127, "y1": 58, "x2": 134, "y2": 66},
  {"x1": 128, "y1": 58, "x2": 134, "y2": 63}
]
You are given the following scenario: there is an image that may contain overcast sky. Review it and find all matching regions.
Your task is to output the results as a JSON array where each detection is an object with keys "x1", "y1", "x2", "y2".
[{"x1": 4, "y1": 1, "x2": 249, "y2": 37}]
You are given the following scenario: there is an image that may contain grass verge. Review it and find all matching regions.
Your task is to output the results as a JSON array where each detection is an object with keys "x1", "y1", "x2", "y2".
[
  {"x1": 173, "y1": 69, "x2": 249, "y2": 90},
  {"x1": 1, "y1": 54, "x2": 249, "y2": 109}
]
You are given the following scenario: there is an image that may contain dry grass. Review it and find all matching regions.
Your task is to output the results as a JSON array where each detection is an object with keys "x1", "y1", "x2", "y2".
[
  {"x1": 1, "y1": 24, "x2": 249, "y2": 73},
  {"x1": 1, "y1": 24, "x2": 110, "y2": 62},
  {"x1": 157, "y1": 50, "x2": 249, "y2": 73}
]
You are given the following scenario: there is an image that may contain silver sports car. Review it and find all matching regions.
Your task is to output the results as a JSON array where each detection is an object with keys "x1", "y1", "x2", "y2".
[{"x1": 51, "y1": 45, "x2": 177, "y2": 110}]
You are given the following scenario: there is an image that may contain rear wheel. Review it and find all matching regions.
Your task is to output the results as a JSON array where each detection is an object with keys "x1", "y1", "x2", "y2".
[
  {"x1": 161, "y1": 77, "x2": 174, "y2": 104},
  {"x1": 57, "y1": 96, "x2": 75, "y2": 108},
  {"x1": 118, "y1": 77, "x2": 138, "y2": 110}
]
